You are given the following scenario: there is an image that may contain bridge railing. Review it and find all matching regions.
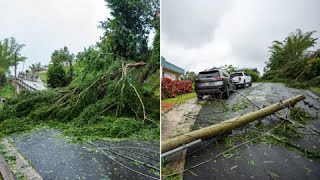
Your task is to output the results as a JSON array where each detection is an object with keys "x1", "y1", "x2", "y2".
[{"x1": 15, "y1": 78, "x2": 37, "y2": 92}]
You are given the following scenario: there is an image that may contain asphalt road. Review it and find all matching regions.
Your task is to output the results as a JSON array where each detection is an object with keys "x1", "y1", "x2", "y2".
[
  {"x1": 184, "y1": 82, "x2": 320, "y2": 179},
  {"x1": 13, "y1": 129, "x2": 160, "y2": 179}
]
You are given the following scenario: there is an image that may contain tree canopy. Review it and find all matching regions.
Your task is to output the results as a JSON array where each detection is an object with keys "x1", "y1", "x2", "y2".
[
  {"x1": 263, "y1": 29, "x2": 320, "y2": 88},
  {"x1": 0, "y1": 37, "x2": 26, "y2": 76},
  {"x1": 99, "y1": 0, "x2": 159, "y2": 61}
]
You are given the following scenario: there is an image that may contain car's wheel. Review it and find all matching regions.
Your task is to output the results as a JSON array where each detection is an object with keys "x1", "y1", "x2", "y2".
[
  {"x1": 222, "y1": 90, "x2": 230, "y2": 99},
  {"x1": 222, "y1": 84, "x2": 230, "y2": 99},
  {"x1": 249, "y1": 82, "x2": 252, "y2": 86}
]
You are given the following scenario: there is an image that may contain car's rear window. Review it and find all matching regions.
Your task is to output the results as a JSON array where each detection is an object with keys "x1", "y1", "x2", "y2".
[
  {"x1": 198, "y1": 71, "x2": 220, "y2": 78},
  {"x1": 230, "y1": 72, "x2": 243, "y2": 78}
]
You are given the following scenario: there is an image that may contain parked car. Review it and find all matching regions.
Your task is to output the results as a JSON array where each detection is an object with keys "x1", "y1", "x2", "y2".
[
  {"x1": 195, "y1": 69, "x2": 235, "y2": 100},
  {"x1": 230, "y1": 71, "x2": 252, "y2": 88}
]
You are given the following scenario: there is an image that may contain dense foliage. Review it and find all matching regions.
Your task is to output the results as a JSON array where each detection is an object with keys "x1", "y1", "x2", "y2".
[
  {"x1": 182, "y1": 71, "x2": 197, "y2": 82},
  {"x1": 0, "y1": 0, "x2": 160, "y2": 142},
  {"x1": 161, "y1": 77, "x2": 192, "y2": 99},
  {"x1": 243, "y1": 68, "x2": 260, "y2": 82},
  {"x1": 262, "y1": 29, "x2": 320, "y2": 88},
  {"x1": 47, "y1": 63, "x2": 68, "y2": 88},
  {"x1": 100, "y1": 0, "x2": 159, "y2": 62}
]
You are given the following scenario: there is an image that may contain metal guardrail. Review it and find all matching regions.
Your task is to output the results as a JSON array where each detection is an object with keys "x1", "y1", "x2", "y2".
[{"x1": 15, "y1": 78, "x2": 37, "y2": 92}]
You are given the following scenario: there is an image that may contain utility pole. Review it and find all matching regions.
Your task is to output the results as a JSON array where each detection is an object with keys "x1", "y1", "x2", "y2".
[{"x1": 14, "y1": 53, "x2": 17, "y2": 95}]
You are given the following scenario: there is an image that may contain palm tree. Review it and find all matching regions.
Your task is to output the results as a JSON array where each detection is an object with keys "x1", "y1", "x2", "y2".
[
  {"x1": 0, "y1": 37, "x2": 26, "y2": 85},
  {"x1": 267, "y1": 29, "x2": 318, "y2": 74},
  {"x1": 29, "y1": 62, "x2": 45, "y2": 74}
]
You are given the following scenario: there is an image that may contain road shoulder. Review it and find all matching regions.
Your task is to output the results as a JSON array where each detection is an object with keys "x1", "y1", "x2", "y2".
[{"x1": 161, "y1": 98, "x2": 202, "y2": 179}]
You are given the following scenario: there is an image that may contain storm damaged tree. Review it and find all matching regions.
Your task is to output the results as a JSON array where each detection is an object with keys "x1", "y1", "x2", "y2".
[
  {"x1": 263, "y1": 29, "x2": 320, "y2": 87},
  {"x1": 0, "y1": 0, "x2": 161, "y2": 148}
]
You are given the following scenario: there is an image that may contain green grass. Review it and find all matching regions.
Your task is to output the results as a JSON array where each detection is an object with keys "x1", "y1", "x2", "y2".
[
  {"x1": 0, "y1": 84, "x2": 15, "y2": 99},
  {"x1": 310, "y1": 87, "x2": 320, "y2": 94},
  {"x1": 38, "y1": 72, "x2": 47, "y2": 84},
  {"x1": 162, "y1": 92, "x2": 196, "y2": 104}
]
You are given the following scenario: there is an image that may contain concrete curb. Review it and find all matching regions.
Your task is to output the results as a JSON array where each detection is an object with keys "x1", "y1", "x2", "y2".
[
  {"x1": 1, "y1": 138, "x2": 42, "y2": 180},
  {"x1": 0, "y1": 153, "x2": 16, "y2": 180}
]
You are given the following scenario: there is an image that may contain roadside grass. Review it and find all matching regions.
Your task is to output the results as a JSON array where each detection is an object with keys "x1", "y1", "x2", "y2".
[
  {"x1": 0, "y1": 84, "x2": 15, "y2": 99},
  {"x1": 162, "y1": 92, "x2": 196, "y2": 104},
  {"x1": 310, "y1": 87, "x2": 320, "y2": 94},
  {"x1": 38, "y1": 72, "x2": 47, "y2": 84}
]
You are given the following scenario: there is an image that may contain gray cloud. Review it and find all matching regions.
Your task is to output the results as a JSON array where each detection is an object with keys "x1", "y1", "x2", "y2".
[
  {"x1": 0, "y1": 0, "x2": 110, "y2": 72},
  {"x1": 161, "y1": 0, "x2": 232, "y2": 48},
  {"x1": 161, "y1": 0, "x2": 320, "y2": 74}
]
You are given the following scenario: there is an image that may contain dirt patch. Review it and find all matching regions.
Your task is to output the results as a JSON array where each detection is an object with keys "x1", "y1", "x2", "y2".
[{"x1": 161, "y1": 102, "x2": 175, "y2": 113}]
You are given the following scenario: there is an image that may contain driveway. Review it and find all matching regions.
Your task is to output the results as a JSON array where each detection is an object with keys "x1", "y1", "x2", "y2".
[{"x1": 181, "y1": 83, "x2": 320, "y2": 179}]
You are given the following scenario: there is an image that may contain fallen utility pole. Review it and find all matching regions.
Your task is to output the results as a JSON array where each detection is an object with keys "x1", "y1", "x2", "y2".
[{"x1": 161, "y1": 95, "x2": 306, "y2": 154}]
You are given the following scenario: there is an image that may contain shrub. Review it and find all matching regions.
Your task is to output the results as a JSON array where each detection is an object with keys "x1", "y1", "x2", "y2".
[
  {"x1": 161, "y1": 77, "x2": 192, "y2": 99},
  {"x1": 47, "y1": 64, "x2": 69, "y2": 88}
]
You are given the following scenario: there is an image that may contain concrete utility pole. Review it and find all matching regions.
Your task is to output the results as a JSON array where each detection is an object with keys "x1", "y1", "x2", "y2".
[
  {"x1": 161, "y1": 95, "x2": 306, "y2": 154},
  {"x1": 14, "y1": 53, "x2": 17, "y2": 95}
]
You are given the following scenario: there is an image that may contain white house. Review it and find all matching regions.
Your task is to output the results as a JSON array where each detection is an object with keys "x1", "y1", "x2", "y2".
[{"x1": 161, "y1": 56, "x2": 185, "y2": 80}]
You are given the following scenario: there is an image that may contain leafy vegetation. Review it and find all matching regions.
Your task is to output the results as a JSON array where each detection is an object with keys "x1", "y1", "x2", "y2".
[
  {"x1": 161, "y1": 77, "x2": 192, "y2": 99},
  {"x1": 100, "y1": 0, "x2": 159, "y2": 62},
  {"x1": 182, "y1": 71, "x2": 197, "y2": 82},
  {"x1": 47, "y1": 46, "x2": 74, "y2": 88},
  {"x1": 0, "y1": 84, "x2": 15, "y2": 99},
  {"x1": 243, "y1": 68, "x2": 260, "y2": 82},
  {"x1": 0, "y1": 0, "x2": 160, "y2": 142},
  {"x1": 262, "y1": 29, "x2": 320, "y2": 88},
  {"x1": 310, "y1": 87, "x2": 320, "y2": 94},
  {"x1": 0, "y1": 37, "x2": 26, "y2": 86},
  {"x1": 47, "y1": 63, "x2": 68, "y2": 88},
  {"x1": 29, "y1": 62, "x2": 46, "y2": 74}
]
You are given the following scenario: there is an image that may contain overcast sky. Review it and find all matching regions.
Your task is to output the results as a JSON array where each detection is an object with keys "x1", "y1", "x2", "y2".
[
  {"x1": 161, "y1": 0, "x2": 320, "y2": 74},
  {"x1": 0, "y1": 0, "x2": 109, "y2": 72}
]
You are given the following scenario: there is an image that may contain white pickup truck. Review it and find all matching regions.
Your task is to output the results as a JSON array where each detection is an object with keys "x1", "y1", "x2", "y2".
[{"x1": 230, "y1": 72, "x2": 252, "y2": 88}]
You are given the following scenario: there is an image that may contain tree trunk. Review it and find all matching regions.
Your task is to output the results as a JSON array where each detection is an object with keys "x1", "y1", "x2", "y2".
[{"x1": 161, "y1": 95, "x2": 306, "y2": 153}]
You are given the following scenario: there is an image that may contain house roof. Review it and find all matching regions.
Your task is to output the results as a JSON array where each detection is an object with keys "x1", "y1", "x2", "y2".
[{"x1": 161, "y1": 56, "x2": 185, "y2": 75}]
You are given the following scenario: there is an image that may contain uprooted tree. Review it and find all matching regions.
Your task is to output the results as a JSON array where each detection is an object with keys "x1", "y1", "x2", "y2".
[{"x1": 0, "y1": 0, "x2": 160, "y2": 141}]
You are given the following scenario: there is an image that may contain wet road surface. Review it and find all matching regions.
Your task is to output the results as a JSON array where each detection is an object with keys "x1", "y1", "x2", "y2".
[
  {"x1": 184, "y1": 83, "x2": 320, "y2": 179},
  {"x1": 13, "y1": 129, "x2": 159, "y2": 179}
]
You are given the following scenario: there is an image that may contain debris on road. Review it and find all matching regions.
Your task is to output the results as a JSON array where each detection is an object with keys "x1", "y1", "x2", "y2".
[{"x1": 162, "y1": 95, "x2": 306, "y2": 154}]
